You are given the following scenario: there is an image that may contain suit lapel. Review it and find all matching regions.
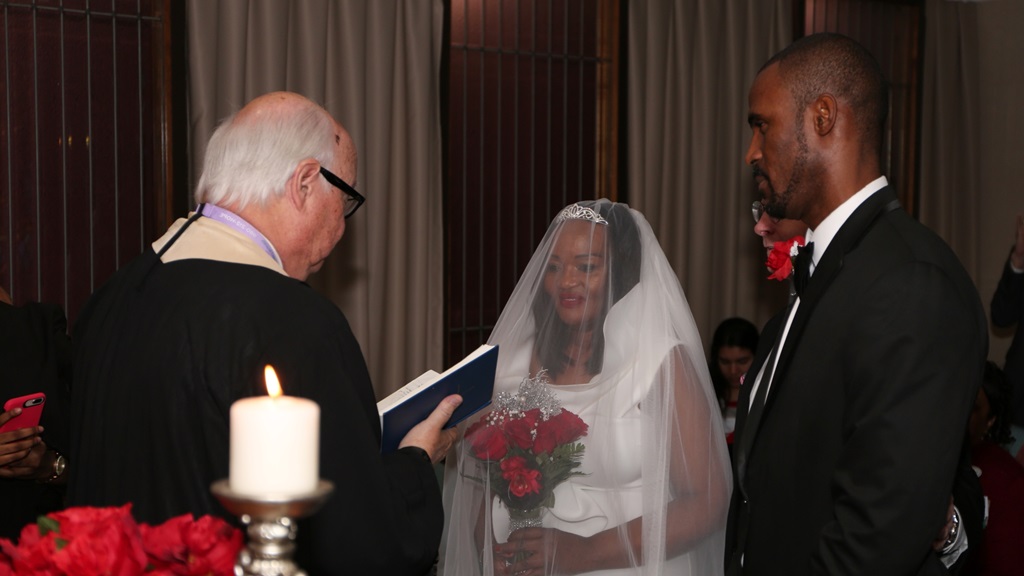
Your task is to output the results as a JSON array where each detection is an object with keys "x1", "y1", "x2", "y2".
[{"x1": 735, "y1": 187, "x2": 902, "y2": 487}]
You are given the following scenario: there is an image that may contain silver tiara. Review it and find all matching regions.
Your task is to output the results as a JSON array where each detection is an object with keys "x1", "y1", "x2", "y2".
[{"x1": 555, "y1": 204, "x2": 608, "y2": 225}]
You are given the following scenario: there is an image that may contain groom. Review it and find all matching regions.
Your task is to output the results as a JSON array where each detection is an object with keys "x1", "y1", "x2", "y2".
[{"x1": 725, "y1": 33, "x2": 987, "y2": 575}]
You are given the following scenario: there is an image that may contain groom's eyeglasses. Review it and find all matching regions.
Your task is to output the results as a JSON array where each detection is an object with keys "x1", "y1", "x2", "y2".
[
  {"x1": 751, "y1": 200, "x2": 781, "y2": 224},
  {"x1": 320, "y1": 166, "x2": 365, "y2": 219}
]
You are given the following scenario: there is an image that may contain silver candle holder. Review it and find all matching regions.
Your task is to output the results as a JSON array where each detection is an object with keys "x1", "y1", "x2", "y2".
[{"x1": 211, "y1": 479, "x2": 334, "y2": 576}]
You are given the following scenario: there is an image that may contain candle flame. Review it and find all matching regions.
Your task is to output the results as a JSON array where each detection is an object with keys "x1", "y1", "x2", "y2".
[{"x1": 264, "y1": 365, "x2": 282, "y2": 398}]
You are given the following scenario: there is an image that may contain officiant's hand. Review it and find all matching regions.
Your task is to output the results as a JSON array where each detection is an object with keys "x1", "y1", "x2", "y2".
[
  {"x1": 399, "y1": 394, "x2": 463, "y2": 463},
  {"x1": 0, "y1": 409, "x2": 43, "y2": 467}
]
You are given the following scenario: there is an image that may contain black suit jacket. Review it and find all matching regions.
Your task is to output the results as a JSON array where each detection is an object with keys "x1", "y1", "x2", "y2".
[{"x1": 725, "y1": 188, "x2": 988, "y2": 576}]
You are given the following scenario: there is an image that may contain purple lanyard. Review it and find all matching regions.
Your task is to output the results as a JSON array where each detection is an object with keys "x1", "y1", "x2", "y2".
[{"x1": 199, "y1": 204, "x2": 281, "y2": 265}]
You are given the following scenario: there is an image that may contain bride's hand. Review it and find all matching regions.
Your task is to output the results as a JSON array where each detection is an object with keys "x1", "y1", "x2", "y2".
[{"x1": 494, "y1": 527, "x2": 591, "y2": 575}]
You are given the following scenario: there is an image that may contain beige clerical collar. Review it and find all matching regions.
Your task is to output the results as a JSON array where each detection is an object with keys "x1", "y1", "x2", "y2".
[{"x1": 152, "y1": 213, "x2": 287, "y2": 276}]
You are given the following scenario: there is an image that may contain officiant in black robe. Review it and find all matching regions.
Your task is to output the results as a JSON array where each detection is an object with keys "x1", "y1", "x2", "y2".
[{"x1": 68, "y1": 91, "x2": 461, "y2": 575}]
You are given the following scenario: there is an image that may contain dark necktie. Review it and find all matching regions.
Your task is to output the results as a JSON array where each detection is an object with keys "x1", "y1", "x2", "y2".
[{"x1": 793, "y1": 242, "x2": 814, "y2": 297}]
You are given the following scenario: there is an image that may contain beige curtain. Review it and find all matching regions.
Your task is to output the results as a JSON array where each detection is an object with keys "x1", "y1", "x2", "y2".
[
  {"x1": 187, "y1": 0, "x2": 445, "y2": 397},
  {"x1": 919, "y1": 0, "x2": 981, "y2": 279},
  {"x1": 627, "y1": 0, "x2": 793, "y2": 345}
]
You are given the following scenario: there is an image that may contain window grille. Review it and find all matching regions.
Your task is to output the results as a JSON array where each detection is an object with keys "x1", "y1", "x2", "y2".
[
  {"x1": 445, "y1": 0, "x2": 620, "y2": 365},
  {"x1": 0, "y1": 0, "x2": 169, "y2": 321}
]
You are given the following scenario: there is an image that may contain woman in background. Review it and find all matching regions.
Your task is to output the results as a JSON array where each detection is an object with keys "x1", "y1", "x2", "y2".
[
  {"x1": 707, "y1": 317, "x2": 758, "y2": 445},
  {"x1": 966, "y1": 361, "x2": 1024, "y2": 576}
]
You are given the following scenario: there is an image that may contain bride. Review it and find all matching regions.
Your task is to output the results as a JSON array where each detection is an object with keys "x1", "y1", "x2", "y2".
[{"x1": 442, "y1": 200, "x2": 731, "y2": 575}]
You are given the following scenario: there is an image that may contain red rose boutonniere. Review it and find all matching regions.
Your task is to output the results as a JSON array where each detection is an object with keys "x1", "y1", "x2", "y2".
[{"x1": 765, "y1": 235, "x2": 805, "y2": 281}]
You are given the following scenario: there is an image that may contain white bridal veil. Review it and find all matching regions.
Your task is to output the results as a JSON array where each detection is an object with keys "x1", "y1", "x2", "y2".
[{"x1": 442, "y1": 199, "x2": 731, "y2": 575}]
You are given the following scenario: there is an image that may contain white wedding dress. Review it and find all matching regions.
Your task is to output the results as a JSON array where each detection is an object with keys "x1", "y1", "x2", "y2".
[{"x1": 441, "y1": 201, "x2": 731, "y2": 576}]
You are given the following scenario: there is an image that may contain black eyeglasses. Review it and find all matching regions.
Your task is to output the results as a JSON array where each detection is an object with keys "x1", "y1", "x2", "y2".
[
  {"x1": 320, "y1": 166, "x2": 365, "y2": 219},
  {"x1": 751, "y1": 200, "x2": 780, "y2": 224}
]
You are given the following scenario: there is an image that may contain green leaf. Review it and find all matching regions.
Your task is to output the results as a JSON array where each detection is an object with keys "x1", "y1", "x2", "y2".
[{"x1": 37, "y1": 515, "x2": 60, "y2": 537}]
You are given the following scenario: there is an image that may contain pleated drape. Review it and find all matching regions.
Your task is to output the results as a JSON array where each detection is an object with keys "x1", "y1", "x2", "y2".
[
  {"x1": 627, "y1": 0, "x2": 793, "y2": 341},
  {"x1": 919, "y1": 0, "x2": 982, "y2": 279}
]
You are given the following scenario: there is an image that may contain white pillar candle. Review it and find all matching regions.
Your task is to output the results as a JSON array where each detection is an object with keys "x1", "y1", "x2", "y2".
[{"x1": 229, "y1": 366, "x2": 320, "y2": 497}]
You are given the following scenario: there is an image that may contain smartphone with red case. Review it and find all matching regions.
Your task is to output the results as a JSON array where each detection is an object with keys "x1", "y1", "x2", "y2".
[{"x1": 0, "y1": 392, "x2": 46, "y2": 434}]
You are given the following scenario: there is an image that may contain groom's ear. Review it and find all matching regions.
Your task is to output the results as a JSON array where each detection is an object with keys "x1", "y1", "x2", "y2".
[{"x1": 812, "y1": 94, "x2": 837, "y2": 136}]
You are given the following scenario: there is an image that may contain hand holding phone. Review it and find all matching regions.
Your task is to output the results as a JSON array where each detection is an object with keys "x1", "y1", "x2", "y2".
[
  {"x1": 0, "y1": 392, "x2": 46, "y2": 434},
  {"x1": 0, "y1": 393, "x2": 45, "y2": 469}
]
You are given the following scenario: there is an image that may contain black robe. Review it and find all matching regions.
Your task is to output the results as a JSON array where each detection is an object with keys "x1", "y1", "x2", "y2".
[{"x1": 69, "y1": 248, "x2": 443, "y2": 574}]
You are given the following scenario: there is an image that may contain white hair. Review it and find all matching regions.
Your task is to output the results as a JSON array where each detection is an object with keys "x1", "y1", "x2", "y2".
[{"x1": 195, "y1": 97, "x2": 337, "y2": 210}]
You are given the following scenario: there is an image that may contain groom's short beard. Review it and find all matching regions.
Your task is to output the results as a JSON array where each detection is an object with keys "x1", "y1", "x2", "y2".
[{"x1": 767, "y1": 127, "x2": 812, "y2": 221}]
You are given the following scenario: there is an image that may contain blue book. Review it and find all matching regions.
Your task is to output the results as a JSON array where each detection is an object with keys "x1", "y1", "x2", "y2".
[{"x1": 377, "y1": 344, "x2": 498, "y2": 453}]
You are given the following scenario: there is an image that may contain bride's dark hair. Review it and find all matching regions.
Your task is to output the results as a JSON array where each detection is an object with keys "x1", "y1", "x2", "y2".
[{"x1": 532, "y1": 201, "x2": 642, "y2": 377}]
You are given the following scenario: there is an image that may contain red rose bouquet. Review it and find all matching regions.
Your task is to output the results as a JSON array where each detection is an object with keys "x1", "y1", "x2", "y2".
[
  {"x1": 463, "y1": 371, "x2": 588, "y2": 532},
  {"x1": 0, "y1": 504, "x2": 242, "y2": 576},
  {"x1": 765, "y1": 235, "x2": 805, "y2": 281}
]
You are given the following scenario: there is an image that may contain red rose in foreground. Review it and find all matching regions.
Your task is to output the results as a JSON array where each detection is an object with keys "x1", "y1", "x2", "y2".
[
  {"x1": 50, "y1": 504, "x2": 138, "y2": 541},
  {"x1": 0, "y1": 524, "x2": 59, "y2": 575},
  {"x1": 45, "y1": 504, "x2": 149, "y2": 576},
  {"x1": 180, "y1": 515, "x2": 243, "y2": 575},
  {"x1": 140, "y1": 514, "x2": 190, "y2": 567},
  {"x1": 0, "y1": 505, "x2": 242, "y2": 576},
  {"x1": 53, "y1": 521, "x2": 149, "y2": 576},
  {"x1": 501, "y1": 456, "x2": 542, "y2": 498},
  {"x1": 142, "y1": 513, "x2": 242, "y2": 575},
  {"x1": 467, "y1": 420, "x2": 509, "y2": 460}
]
